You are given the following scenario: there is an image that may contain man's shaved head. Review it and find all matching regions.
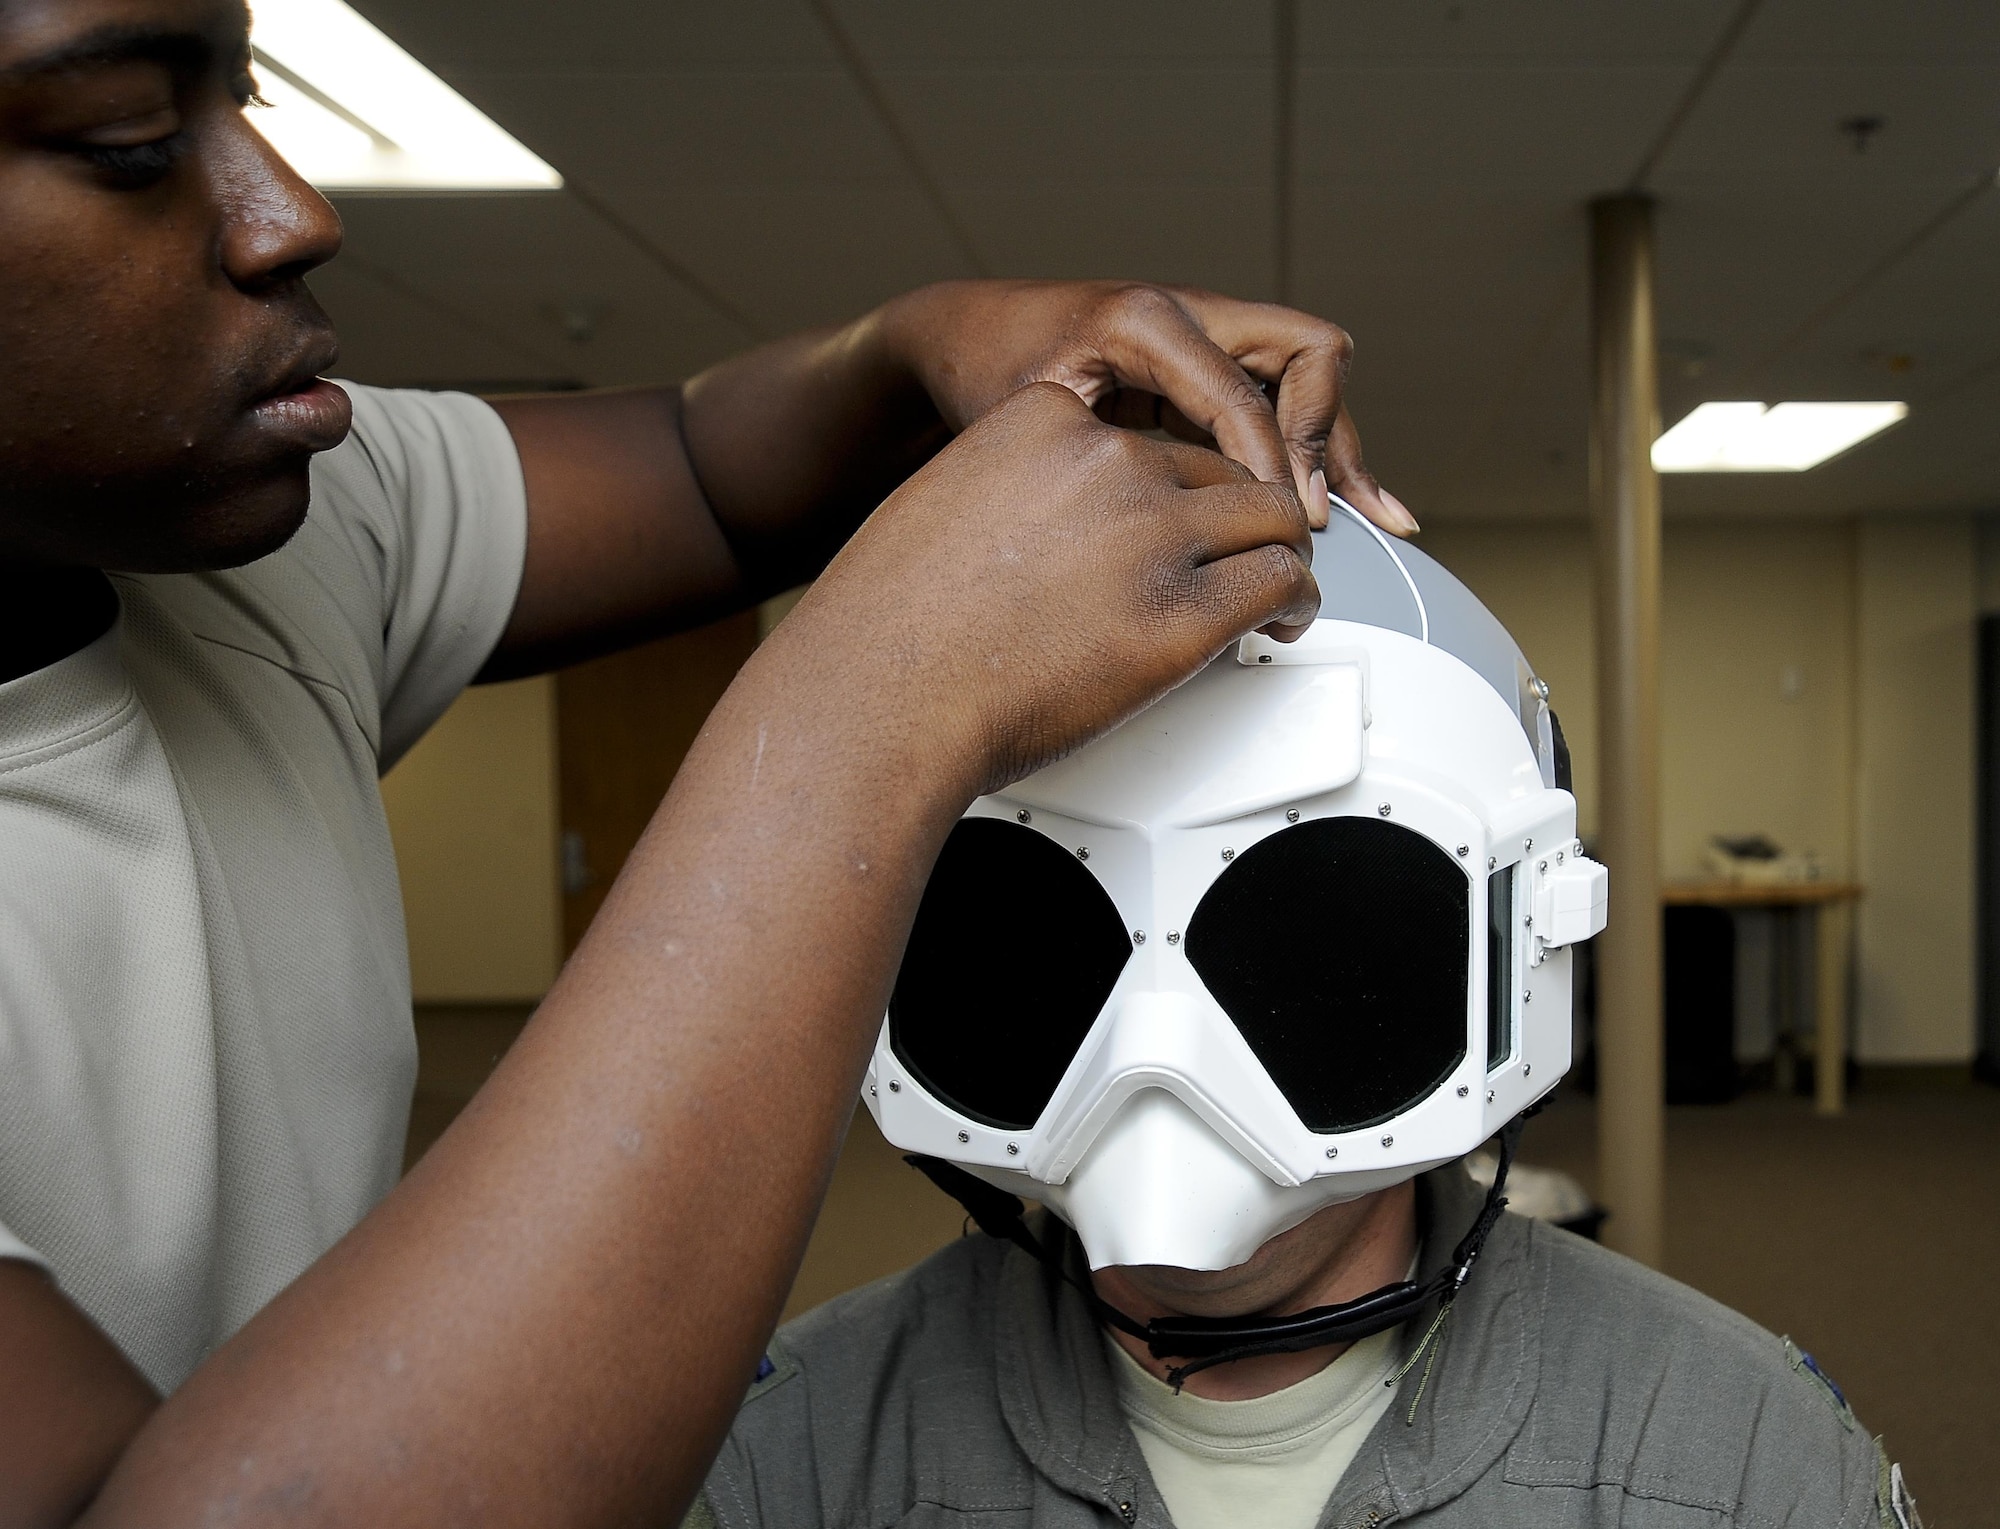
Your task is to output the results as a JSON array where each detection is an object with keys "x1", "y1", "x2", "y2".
[{"x1": 0, "y1": 0, "x2": 348, "y2": 573}]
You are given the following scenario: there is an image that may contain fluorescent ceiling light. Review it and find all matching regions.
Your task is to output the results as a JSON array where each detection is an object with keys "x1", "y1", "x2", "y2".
[
  {"x1": 1652, "y1": 401, "x2": 1908, "y2": 473},
  {"x1": 248, "y1": 0, "x2": 560, "y2": 192}
]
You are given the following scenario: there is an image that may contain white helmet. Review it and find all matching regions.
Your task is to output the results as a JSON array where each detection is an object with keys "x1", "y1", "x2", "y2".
[{"x1": 868, "y1": 500, "x2": 1607, "y2": 1275}]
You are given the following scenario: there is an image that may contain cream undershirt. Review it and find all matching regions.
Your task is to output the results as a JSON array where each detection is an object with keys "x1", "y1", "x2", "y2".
[{"x1": 1106, "y1": 1319, "x2": 1403, "y2": 1529}]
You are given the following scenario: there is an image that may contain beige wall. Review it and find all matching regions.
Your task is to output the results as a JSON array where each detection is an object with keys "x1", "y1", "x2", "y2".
[
  {"x1": 380, "y1": 676, "x2": 562, "y2": 1003},
  {"x1": 1423, "y1": 513, "x2": 1975, "y2": 1063},
  {"x1": 1854, "y1": 517, "x2": 1977, "y2": 1062}
]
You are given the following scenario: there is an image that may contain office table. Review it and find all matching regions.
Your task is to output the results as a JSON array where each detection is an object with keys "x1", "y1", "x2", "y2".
[{"x1": 1661, "y1": 880, "x2": 1862, "y2": 1115}]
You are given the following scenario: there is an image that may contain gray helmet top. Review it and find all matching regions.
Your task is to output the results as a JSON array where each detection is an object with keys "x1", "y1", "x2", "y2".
[{"x1": 1311, "y1": 500, "x2": 1564, "y2": 791}]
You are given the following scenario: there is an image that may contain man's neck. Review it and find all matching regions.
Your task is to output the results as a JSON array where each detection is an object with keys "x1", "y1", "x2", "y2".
[
  {"x1": 1091, "y1": 1181, "x2": 1420, "y2": 1401},
  {"x1": 0, "y1": 562, "x2": 120, "y2": 685}
]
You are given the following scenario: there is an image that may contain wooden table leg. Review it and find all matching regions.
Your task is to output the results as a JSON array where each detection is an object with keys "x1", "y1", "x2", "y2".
[{"x1": 1815, "y1": 900, "x2": 1850, "y2": 1115}]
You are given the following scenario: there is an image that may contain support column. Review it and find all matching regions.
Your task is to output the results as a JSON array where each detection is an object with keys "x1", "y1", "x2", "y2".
[{"x1": 1588, "y1": 194, "x2": 1666, "y2": 1269}]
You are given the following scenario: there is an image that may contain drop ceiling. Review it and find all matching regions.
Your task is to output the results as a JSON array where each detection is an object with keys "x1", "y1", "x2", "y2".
[{"x1": 313, "y1": 0, "x2": 2000, "y2": 523}]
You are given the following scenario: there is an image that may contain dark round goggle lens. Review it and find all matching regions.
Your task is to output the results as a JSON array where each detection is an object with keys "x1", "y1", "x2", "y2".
[
  {"x1": 1184, "y1": 817, "x2": 1469, "y2": 1132},
  {"x1": 889, "y1": 817, "x2": 1133, "y2": 1130}
]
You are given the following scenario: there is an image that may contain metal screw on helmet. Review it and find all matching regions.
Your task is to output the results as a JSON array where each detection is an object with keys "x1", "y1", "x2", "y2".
[
  {"x1": 1221, "y1": 847, "x2": 1235, "y2": 861},
  {"x1": 1377, "y1": 802, "x2": 1392, "y2": 817},
  {"x1": 1531, "y1": 676, "x2": 1551, "y2": 701},
  {"x1": 1017, "y1": 809, "x2": 1032, "y2": 824},
  {"x1": 1381, "y1": 1134, "x2": 1394, "y2": 1148},
  {"x1": 1523, "y1": 914, "x2": 1533, "y2": 928},
  {"x1": 956, "y1": 1130, "x2": 970, "y2": 1144},
  {"x1": 1167, "y1": 930, "x2": 1181, "y2": 945},
  {"x1": 1488, "y1": 856, "x2": 1497, "y2": 871},
  {"x1": 1286, "y1": 807, "x2": 1301, "y2": 823},
  {"x1": 1007, "y1": 1142, "x2": 1020, "y2": 1156},
  {"x1": 1486, "y1": 1089, "x2": 1495, "y2": 1103},
  {"x1": 1457, "y1": 1084, "x2": 1470, "y2": 1097},
  {"x1": 1523, "y1": 837, "x2": 1534, "y2": 852},
  {"x1": 888, "y1": 1079, "x2": 901, "y2": 1093},
  {"x1": 1132, "y1": 930, "x2": 1146, "y2": 946},
  {"x1": 1076, "y1": 846, "x2": 1090, "y2": 861},
  {"x1": 1538, "y1": 859, "x2": 1548, "y2": 873},
  {"x1": 868, "y1": 1084, "x2": 877, "y2": 1097},
  {"x1": 1523, "y1": 989, "x2": 1532, "y2": 1003},
  {"x1": 1555, "y1": 850, "x2": 1565, "y2": 864},
  {"x1": 1523, "y1": 1063, "x2": 1533, "y2": 1078},
  {"x1": 1325, "y1": 1146, "x2": 1339, "y2": 1158},
  {"x1": 1457, "y1": 844, "x2": 1470, "y2": 857}
]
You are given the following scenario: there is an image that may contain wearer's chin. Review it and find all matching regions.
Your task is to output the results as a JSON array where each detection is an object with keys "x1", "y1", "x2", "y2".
[{"x1": 99, "y1": 464, "x2": 316, "y2": 574}]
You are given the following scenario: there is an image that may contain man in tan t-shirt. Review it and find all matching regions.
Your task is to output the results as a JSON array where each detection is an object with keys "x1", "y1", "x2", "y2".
[{"x1": 0, "y1": 0, "x2": 1419, "y2": 1524}]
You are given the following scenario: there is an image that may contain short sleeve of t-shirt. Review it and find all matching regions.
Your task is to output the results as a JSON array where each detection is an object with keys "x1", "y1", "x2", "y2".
[{"x1": 311, "y1": 384, "x2": 529, "y2": 768}]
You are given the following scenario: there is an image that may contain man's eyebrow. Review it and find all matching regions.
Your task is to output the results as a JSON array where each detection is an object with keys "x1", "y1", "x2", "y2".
[{"x1": 0, "y1": 23, "x2": 215, "y2": 85}]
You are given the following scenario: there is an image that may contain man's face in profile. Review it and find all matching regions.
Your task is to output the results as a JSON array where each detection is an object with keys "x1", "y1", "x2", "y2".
[{"x1": 0, "y1": 0, "x2": 350, "y2": 573}]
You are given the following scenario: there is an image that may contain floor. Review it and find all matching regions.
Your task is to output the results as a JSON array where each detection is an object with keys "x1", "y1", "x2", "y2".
[{"x1": 408, "y1": 1008, "x2": 1998, "y2": 1527}]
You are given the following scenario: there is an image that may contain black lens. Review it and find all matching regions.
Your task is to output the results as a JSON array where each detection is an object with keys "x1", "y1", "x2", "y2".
[
  {"x1": 1184, "y1": 817, "x2": 1469, "y2": 1132},
  {"x1": 890, "y1": 817, "x2": 1133, "y2": 1130}
]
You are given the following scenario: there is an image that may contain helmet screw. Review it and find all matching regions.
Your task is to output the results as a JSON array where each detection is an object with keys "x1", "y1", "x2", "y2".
[
  {"x1": 1457, "y1": 844, "x2": 1470, "y2": 857},
  {"x1": 1325, "y1": 1146, "x2": 1339, "y2": 1159},
  {"x1": 1523, "y1": 914, "x2": 1533, "y2": 928},
  {"x1": 1555, "y1": 850, "x2": 1565, "y2": 864},
  {"x1": 1221, "y1": 847, "x2": 1235, "y2": 861},
  {"x1": 1488, "y1": 856, "x2": 1497, "y2": 870},
  {"x1": 1523, "y1": 989, "x2": 1532, "y2": 1003},
  {"x1": 1531, "y1": 676, "x2": 1551, "y2": 701},
  {"x1": 1381, "y1": 1134, "x2": 1394, "y2": 1148},
  {"x1": 1007, "y1": 1142, "x2": 1020, "y2": 1156},
  {"x1": 1132, "y1": 930, "x2": 1147, "y2": 946},
  {"x1": 1076, "y1": 846, "x2": 1090, "y2": 861},
  {"x1": 1286, "y1": 808, "x2": 1301, "y2": 823},
  {"x1": 1167, "y1": 930, "x2": 1181, "y2": 945},
  {"x1": 869, "y1": 1084, "x2": 877, "y2": 1097},
  {"x1": 1487, "y1": 1089, "x2": 1496, "y2": 1103},
  {"x1": 1523, "y1": 1063, "x2": 1533, "y2": 1078},
  {"x1": 957, "y1": 1130, "x2": 970, "y2": 1144},
  {"x1": 888, "y1": 1080, "x2": 901, "y2": 1092},
  {"x1": 1524, "y1": 837, "x2": 1534, "y2": 852},
  {"x1": 1538, "y1": 859, "x2": 1548, "y2": 874},
  {"x1": 1457, "y1": 1084, "x2": 1470, "y2": 1097},
  {"x1": 1017, "y1": 809, "x2": 1032, "y2": 824},
  {"x1": 1377, "y1": 802, "x2": 1392, "y2": 817}
]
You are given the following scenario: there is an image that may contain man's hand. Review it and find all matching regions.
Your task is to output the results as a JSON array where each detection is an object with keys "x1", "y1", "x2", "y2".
[
  {"x1": 483, "y1": 277, "x2": 1398, "y2": 680},
  {"x1": 875, "y1": 279, "x2": 1414, "y2": 536},
  {"x1": 765, "y1": 380, "x2": 1321, "y2": 798}
]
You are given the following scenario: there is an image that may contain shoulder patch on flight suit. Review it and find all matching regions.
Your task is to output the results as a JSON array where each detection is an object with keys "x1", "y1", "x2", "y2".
[
  {"x1": 1874, "y1": 1446, "x2": 1925, "y2": 1529},
  {"x1": 744, "y1": 1347, "x2": 799, "y2": 1403},
  {"x1": 1783, "y1": 1336, "x2": 1855, "y2": 1430}
]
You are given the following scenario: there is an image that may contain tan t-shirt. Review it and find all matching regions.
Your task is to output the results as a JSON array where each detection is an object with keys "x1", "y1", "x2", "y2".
[
  {"x1": 0, "y1": 384, "x2": 526, "y2": 1391},
  {"x1": 1106, "y1": 1324, "x2": 1403, "y2": 1529}
]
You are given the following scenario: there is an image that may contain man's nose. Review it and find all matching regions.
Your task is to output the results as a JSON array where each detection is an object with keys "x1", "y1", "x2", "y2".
[{"x1": 212, "y1": 113, "x2": 345, "y2": 291}]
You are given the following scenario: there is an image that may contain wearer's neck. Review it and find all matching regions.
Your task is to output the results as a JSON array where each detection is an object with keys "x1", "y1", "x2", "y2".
[
  {"x1": 0, "y1": 560, "x2": 119, "y2": 685},
  {"x1": 1092, "y1": 1180, "x2": 1419, "y2": 1402}
]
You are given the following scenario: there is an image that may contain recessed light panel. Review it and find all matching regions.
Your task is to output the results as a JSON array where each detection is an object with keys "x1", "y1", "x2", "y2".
[
  {"x1": 249, "y1": 0, "x2": 561, "y2": 192},
  {"x1": 1652, "y1": 401, "x2": 1908, "y2": 473}
]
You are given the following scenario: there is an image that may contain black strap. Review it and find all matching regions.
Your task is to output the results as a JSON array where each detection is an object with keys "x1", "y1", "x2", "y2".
[{"x1": 905, "y1": 1112, "x2": 1531, "y2": 1389}]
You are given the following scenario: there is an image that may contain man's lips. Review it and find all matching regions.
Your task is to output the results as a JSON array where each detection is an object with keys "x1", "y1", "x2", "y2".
[{"x1": 246, "y1": 375, "x2": 353, "y2": 453}]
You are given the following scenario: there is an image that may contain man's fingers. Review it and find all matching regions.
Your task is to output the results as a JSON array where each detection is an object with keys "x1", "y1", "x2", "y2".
[
  {"x1": 1177, "y1": 477, "x2": 1311, "y2": 568},
  {"x1": 1086, "y1": 288, "x2": 1295, "y2": 493},
  {"x1": 1321, "y1": 407, "x2": 1417, "y2": 537},
  {"x1": 1190, "y1": 540, "x2": 1321, "y2": 647}
]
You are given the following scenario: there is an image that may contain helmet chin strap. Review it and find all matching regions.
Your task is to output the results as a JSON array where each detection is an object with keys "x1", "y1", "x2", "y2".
[{"x1": 906, "y1": 1112, "x2": 1532, "y2": 1391}]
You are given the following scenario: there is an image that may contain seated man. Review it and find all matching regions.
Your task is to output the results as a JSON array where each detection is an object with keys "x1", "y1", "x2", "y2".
[{"x1": 687, "y1": 508, "x2": 1918, "y2": 1529}]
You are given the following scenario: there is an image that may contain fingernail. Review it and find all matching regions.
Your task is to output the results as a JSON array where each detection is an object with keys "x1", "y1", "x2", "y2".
[
  {"x1": 1307, "y1": 468, "x2": 1329, "y2": 525},
  {"x1": 1379, "y1": 488, "x2": 1419, "y2": 535}
]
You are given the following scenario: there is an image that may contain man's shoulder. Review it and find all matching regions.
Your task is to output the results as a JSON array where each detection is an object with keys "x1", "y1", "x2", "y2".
[
  {"x1": 747, "y1": 1232, "x2": 1011, "y2": 1415},
  {"x1": 1492, "y1": 1216, "x2": 1883, "y2": 1526},
  {"x1": 707, "y1": 1236, "x2": 1033, "y2": 1529}
]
